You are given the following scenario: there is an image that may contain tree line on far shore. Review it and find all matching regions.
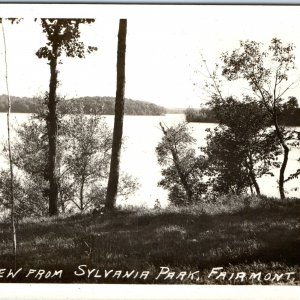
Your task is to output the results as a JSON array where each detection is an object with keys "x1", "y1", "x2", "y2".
[
  {"x1": 185, "y1": 100, "x2": 300, "y2": 126},
  {"x1": 0, "y1": 95, "x2": 166, "y2": 116}
]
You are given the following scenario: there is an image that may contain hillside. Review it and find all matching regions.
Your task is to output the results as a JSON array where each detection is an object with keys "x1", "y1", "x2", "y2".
[
  {"x1": 0, "y1": 196, "x2": 299, "y2": 284},
  {"x1": 0, "y1": 95, "x2": 166, "y2": 116}
]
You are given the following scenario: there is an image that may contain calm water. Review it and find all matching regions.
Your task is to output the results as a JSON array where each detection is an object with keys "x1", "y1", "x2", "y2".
[{"x1": 0, "y1": 113, "x2": 299, "y2": 207}]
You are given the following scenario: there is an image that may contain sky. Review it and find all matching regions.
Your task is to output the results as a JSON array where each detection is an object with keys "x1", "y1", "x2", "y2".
[{"x1": 1, "y1": 4, "x2": 300, "y2": 108}]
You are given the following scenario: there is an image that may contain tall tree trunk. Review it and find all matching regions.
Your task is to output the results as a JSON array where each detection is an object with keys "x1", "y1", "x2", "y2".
[
  {"x1": 57, "y1": 166, "x2": 65, "y2": 213},
  {"x1": 80, "y1": 176, "x2": 85, "y2": 211},
  {"x1": 249, "y1": 183, "x2": 254, "y2": 195},
  {"x1": 249, "y1": 170, "x2": 261, "y2": 196},
  {"x1": 246, "y1": 157, "x2": 261, "y2": 196},
  {"x1": 159, "y1": 122, "x2": 193, "y2": 203},
  {"x1": 2, "y1": 21, "x2": 17, "y2": 267},
  {"x1": 105, "y1": 19, "x2": 127, "y2": 210},
  {"x1": 47, "y1": 44, "x2": 59, "y2": 216},
  {"x1": 273, "y1": 115, "x2": 289, "y2": 200}
]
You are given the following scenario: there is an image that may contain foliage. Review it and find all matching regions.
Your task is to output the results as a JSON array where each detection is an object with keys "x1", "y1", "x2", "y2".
[
  {"x1": 285, "y1": 130, "x2": 300, "y2": 182},
  {"x1": 0, "y1": 18, "x2": 22, "y2": 24},
  {"x1": 158, "y1": 98, "x2": 283, "y2": 202},
  {"x1": 185, "y1": 107, "x2": 217, "y2": 123},
  {"x1": 0, "y1": 101, "x2": 139, "y2": 218},
  {"x1": 204, "y1": 97, "x2": 281, "y2": 196},
  {"x1": 220, "y1": 38, "x2": 299, "y2": 199},
  {"x1": 1, "y1": 103, "x2": 57, "y2": 217},
  {"x1": 184, "y1": 103, "x2": 300, "y2": 126},
  {"x1": 12, "y1": 113, "x2": 48, "y2": 177},
  {"x1": 61, "y1": 104, "x2": 112, "y2": 211},
  {"x1": 36, "y1": 18, "x2": 98, "y2": 215},
  {"x1": 278, "y1": 99, "x2": 300, "y2": 126},
  {"x1": 221, "y1": 38, "x2": 295, "y2": 90},
  {"x1": 0, "y1": 95, "x2": 166, "y2": 116},
  {"x1": 205, "y1": 127, "x2": 252, "y2": 195},
  {"x1": 35, "y1": 19, "x2": 97, "y2": 61},
  {"x1": 66, "y1": 97, "x2": 166, "y2": 116},
  {"x1": 0, "y1": 170, "x2": 48, "y2": 218},
  {"x1": 117, "y1": 173, "x2": 140, "y2": 202},
  {"x1": 156, "y1": 122, "x2": 207, "y2": 206}
]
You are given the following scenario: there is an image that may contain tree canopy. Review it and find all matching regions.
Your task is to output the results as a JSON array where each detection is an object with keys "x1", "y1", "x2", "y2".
[{"x1": 218, "y1": 38, "x2": 299, "y2": 199}]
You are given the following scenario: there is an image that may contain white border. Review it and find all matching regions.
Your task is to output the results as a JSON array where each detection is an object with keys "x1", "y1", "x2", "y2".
[{"x1": 1, "y1": 284, "x2": 300, "y2": 300}]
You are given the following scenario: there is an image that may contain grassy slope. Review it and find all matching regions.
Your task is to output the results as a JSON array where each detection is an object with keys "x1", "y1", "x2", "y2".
[{"x1": 0, "y1": 197, "x2": 300, "y2": 284}]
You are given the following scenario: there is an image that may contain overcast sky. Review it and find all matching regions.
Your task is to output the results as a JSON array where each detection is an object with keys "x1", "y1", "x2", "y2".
[{"x1": 0, "y1": 4, "x2": 300, "y2": 108}]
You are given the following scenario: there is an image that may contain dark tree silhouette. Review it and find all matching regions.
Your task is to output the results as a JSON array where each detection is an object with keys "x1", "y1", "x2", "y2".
[
  {"x1": 205, "y1": 97, "x2": 281, "y2": 196},
  {"x1": 35, "y1": 19, "x2": 97, "y2": 215},
  {"x1": 158, "y1": 122, "x2": 193, "y2": 203},
  {"x1": 221, "y1": 38, "x2": 297, "y2": 199},
  {"x1": 105, "y1": 19, "x2": 127, "y2": 210},
  {"x1": 156, "y1": 122, "x2": 207, "y2": 205}
]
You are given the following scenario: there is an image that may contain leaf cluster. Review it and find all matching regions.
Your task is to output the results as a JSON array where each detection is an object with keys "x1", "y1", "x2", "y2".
[
  {"x1": 35, "y1": 18, "x2": 97, "y2": 61},
  {"x1": 204, "y1": 98, "x2": 282, "y2": 195},
  {"x1": 156, "y1": 122, "x2": 208, "y2": 205}
]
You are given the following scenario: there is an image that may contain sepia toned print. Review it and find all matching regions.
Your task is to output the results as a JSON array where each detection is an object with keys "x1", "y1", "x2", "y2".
[{"x1": 0, "y1": 4, "x2": 299, "y2": 288}]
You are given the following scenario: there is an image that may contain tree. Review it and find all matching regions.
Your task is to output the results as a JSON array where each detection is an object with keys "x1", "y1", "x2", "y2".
[
  {"x1": 185, "y1": 107, "x2": 217, "y2": 123},
  {"x1": 205, "y1": 127, "x2": 251, "y2": 195},
  {"x1": 220, "y1": 38, "x2": 298, "y2": 199},
  {"x1": 204, "y1": 96, "x2": 281, "y2": 196},
  {"x1": 0, "y1": 170, "x2": 48, "y2": 218},
  {"x1": 156, "y1": 122, "x2": 207, "y2": 206},
  {"x1": 0, "y1": 17, "x2": 23, "y2": 266},
  {"x1": 0, "y1": 18, "x2": 17, "y2": 266},
  {"x1": 63, "y1": 105, "x2": 112, "y2": 212},
  {"x1": 1, "y1": 100, "x2": 116, "y2": 216},
  {"x1": 285, "y1": 127, "x2": 300, "y2": 183},
  {"x1": 6, "y1": 106, "x2": 55, "y2": 217},
  {"x1": 105, "y1": 19, "x2": 127, "y2": 210},
  {"x1": 36, "y1": 18, "x2": 97, "y2": 216}
]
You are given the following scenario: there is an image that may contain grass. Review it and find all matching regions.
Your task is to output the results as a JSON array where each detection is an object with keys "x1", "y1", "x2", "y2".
[{"x1": 0, "y1": 195, "x2": 299, "y2": 284}]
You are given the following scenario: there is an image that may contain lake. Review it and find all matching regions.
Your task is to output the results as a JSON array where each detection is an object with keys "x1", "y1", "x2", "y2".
[{"x1": 0, "y1": 113, "x2": 299, "y2": 207}]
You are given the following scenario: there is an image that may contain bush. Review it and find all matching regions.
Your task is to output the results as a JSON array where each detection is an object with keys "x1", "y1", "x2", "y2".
[
  {"x1": 156, "y1": 122, "x2": 207, "y2": 206},
  {"x1": 0, "y1": 101, "x2": 139, "y2": 218}
]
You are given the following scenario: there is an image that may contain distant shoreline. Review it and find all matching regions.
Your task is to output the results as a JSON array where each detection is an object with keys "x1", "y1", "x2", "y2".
[
  {"x1": 0, "y1": 111, "x2": 168, "y2": 116},
  {"x1": 0, "y1": 95, "x2": 167, "y2": 116},
  {"x1": 185, "y1": 107, "x2": 300, "y2": 127}
]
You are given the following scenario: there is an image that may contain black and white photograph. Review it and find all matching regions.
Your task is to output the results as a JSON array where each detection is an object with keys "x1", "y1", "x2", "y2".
[{"x1": 0, "y1": 2, "x2": 299, "y2": 296}]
